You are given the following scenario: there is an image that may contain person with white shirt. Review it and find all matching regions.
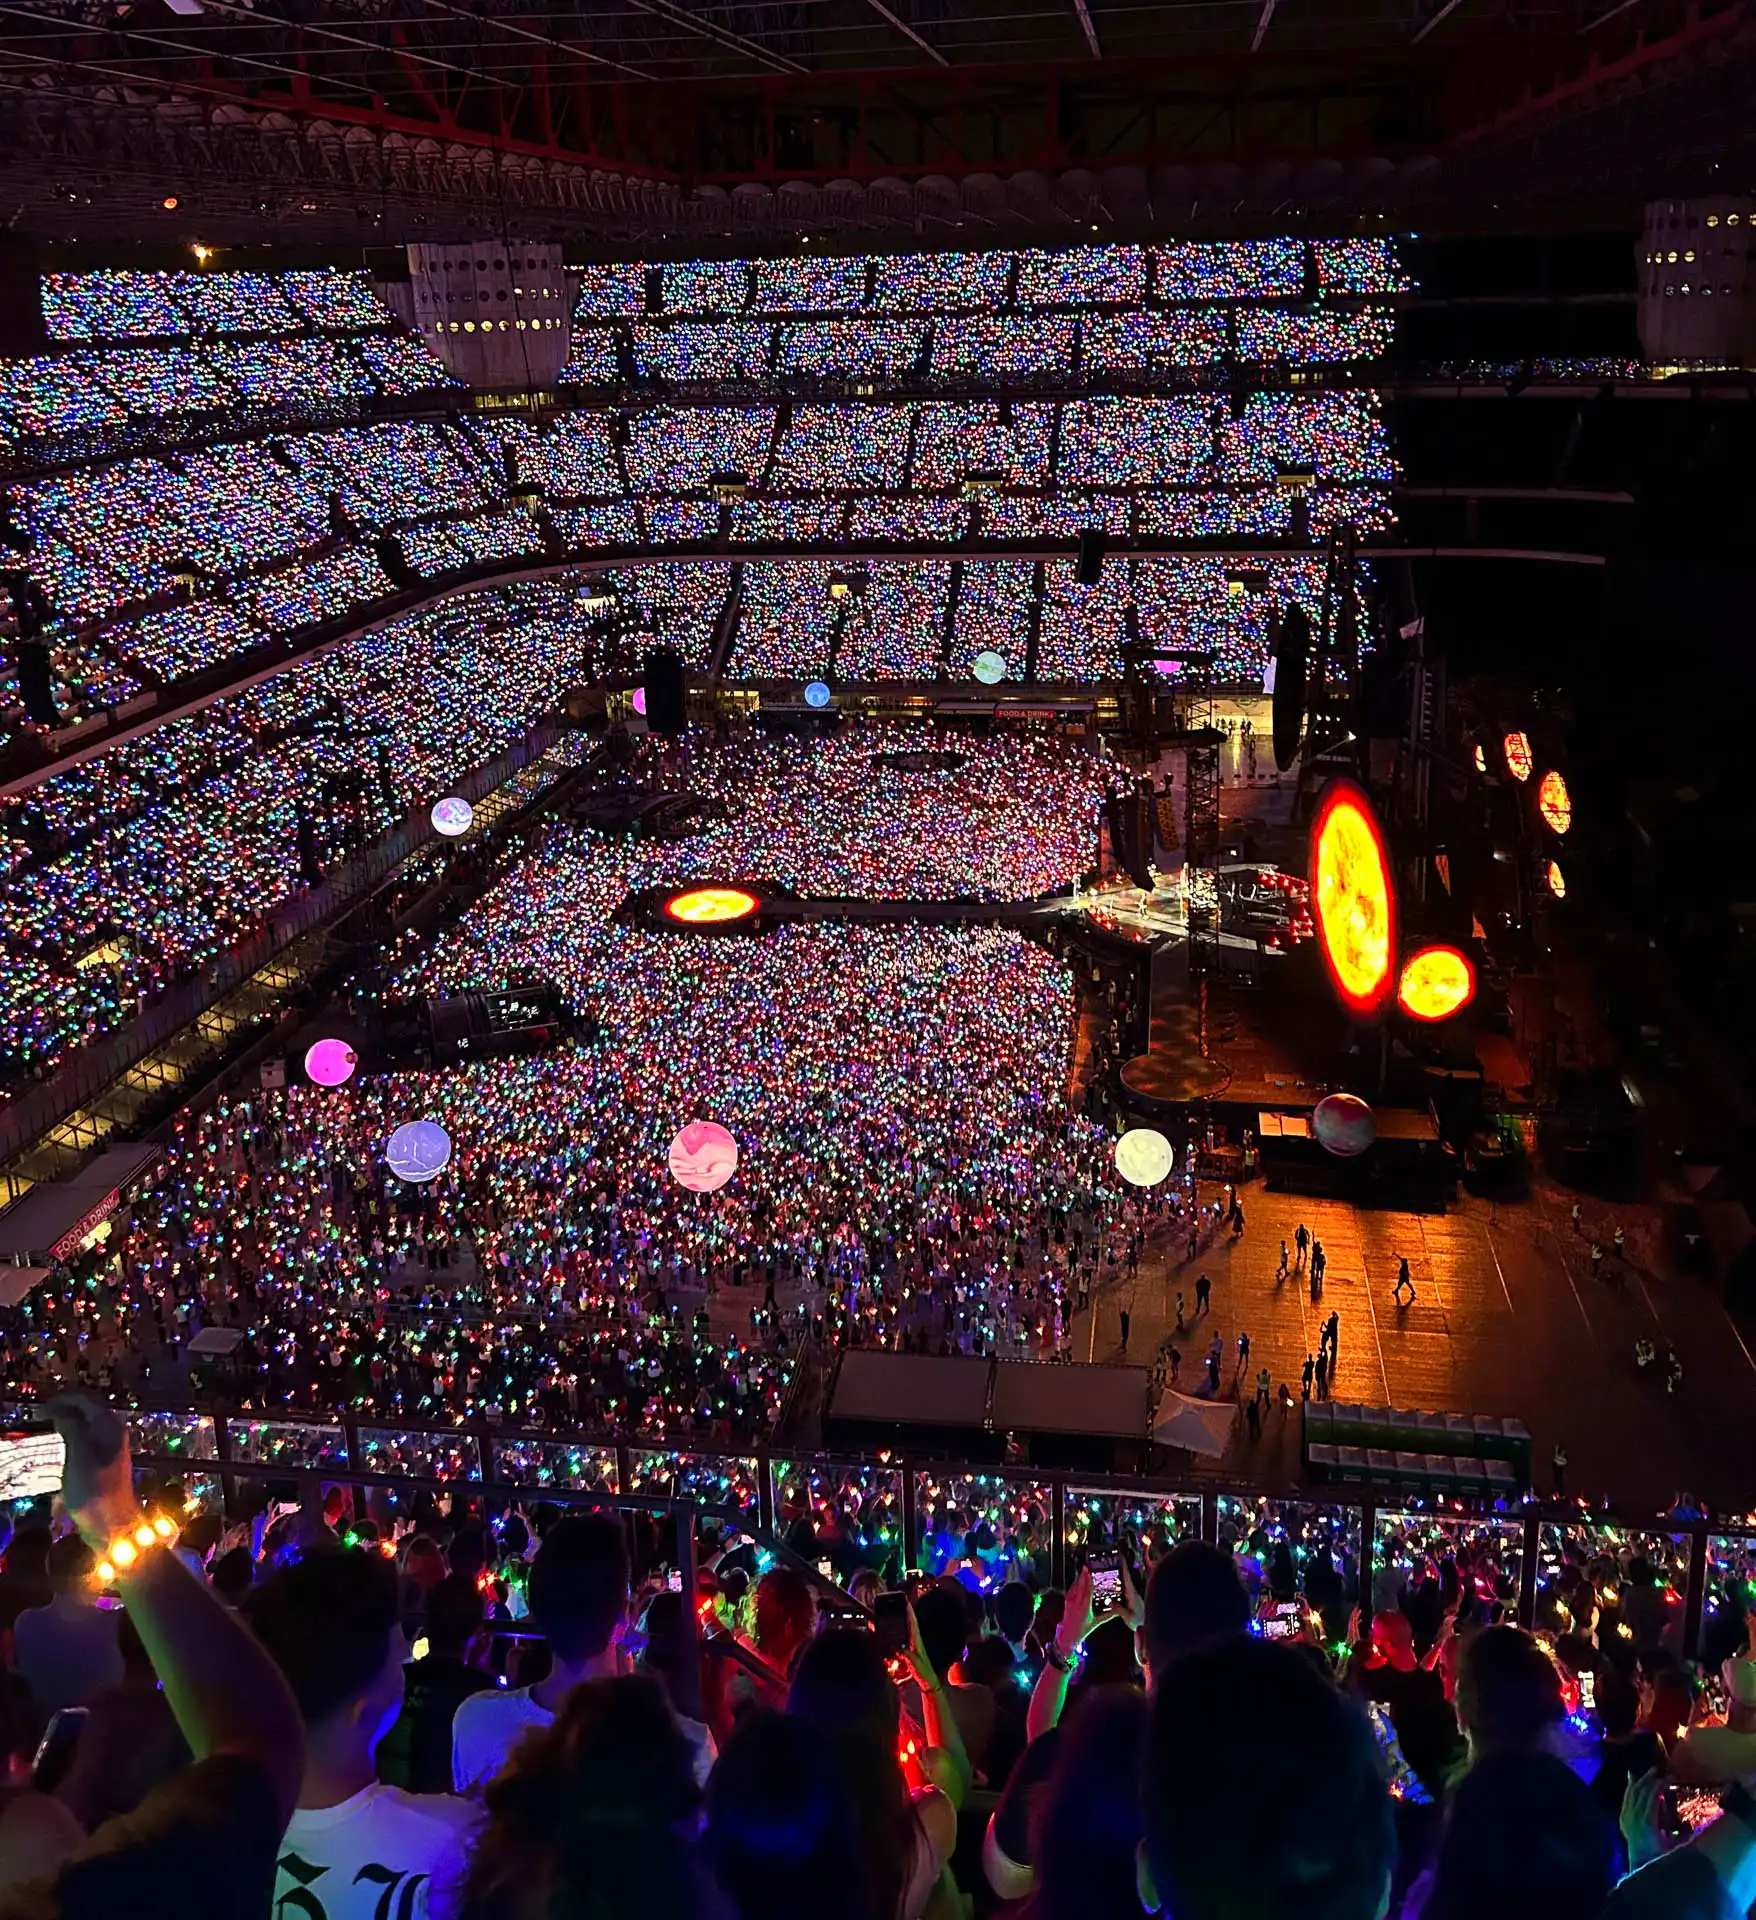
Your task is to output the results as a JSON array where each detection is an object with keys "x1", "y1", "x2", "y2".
[
  {"x1": 248, "y1": 1548, "x2": 479, "y2": 1920},
  {"x1": 450, "y1": 1512, "x2": 629, "y2": 1796}
]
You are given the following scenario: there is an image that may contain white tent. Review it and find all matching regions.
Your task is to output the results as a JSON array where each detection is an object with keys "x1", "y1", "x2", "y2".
[{"x1": 1152, "y1": 1390, "x2": 1237, "y2": 1459}]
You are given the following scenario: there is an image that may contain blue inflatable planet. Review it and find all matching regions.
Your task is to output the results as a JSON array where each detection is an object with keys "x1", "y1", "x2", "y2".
[
  {"x1": 803, "y1": 680, "x2": 832, "y2": 709},
  {"x1": 385, "y1": 1120, "x2": 453, "y2": 1184}
]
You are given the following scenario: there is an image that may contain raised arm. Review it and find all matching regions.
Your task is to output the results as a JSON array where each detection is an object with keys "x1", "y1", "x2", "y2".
[{"x1": 49, "y1": 1392, "x2": 306, "y2": 1831}]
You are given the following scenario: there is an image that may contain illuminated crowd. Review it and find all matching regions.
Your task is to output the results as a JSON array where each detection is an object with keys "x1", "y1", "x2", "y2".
[{"x1": 0, "y1": 725, "x2": 1142, "y2": 1442}]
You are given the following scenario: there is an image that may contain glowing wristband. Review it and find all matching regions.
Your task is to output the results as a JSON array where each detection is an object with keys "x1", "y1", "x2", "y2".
[{"x1": 93, "y1": 1514, "x2": 179, "y2": 1585}]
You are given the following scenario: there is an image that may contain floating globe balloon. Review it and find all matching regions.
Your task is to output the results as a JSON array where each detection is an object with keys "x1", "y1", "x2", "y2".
[
  {"x1": 304, "y1": 1037, "x2": 358, "y2": 1088},
  {"x1": 668, "y1": 1121, "x2": 739, "y2": 1193},
  {"x1": 430, "y1": 796, "x2": 474, "y2": 837},
  {"x1": 385, "y1": 1120, "x2": 453, "y2": 1185},
  {"x1": 803, "y1": 680, "x2": 832, "y2": 709},
  {"x1": 1312, "y1": 1093, "x2": 1377, "y2": 1159},
  {"x1": 1114, "y1": 1127, "x2": 1175, "y2": 1187},
  {"x1": 631, "y1": 687, "x2": 647, "y2": 716},
  {"x1": 972, "y1": 651, "x2": 1006, "y2": 686}
]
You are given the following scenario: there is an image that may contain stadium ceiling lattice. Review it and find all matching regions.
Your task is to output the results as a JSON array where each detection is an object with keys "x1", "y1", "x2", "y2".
[{"x1": 0, "y1": 0, "x2": 1752, "y2": 243}]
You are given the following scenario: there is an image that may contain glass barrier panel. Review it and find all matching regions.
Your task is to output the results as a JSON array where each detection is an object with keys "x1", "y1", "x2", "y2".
[
  {"x1": 627, "y1": 1450, "x2": 761, "y2": 1521},
  {"x1": 771, "y1": 1458, "x2": 906, "y2": 1581},
  {"x1": 1372, "y1": 1509, "x2": 1526, "y2": 1636},
  {"x1": 355, "y1": 1428, "x2": 481, "y2": 1484},
  {"x1": 224, "y1": 1418, "x2": 350, "y2": 1472},
  {"x1": 1215, "y1": 1494, "x2": 1364, "y2": 1645},
  {"x1": 133, "y1": 1464, "x2": 225, "y2": 1520},
  {"x1": 125, "y1": 1412, "x2": 218, "y2": 1461},
  {"x1": 1065, "y1": 1487, "x2": 1202, "y2": 1572},
  {"x1": 1535, "y1": 1520, "x2": 1689, "y2": 1655},
  {"x1": 1702, "y1": 1534, "x2": 1756, "y2": 1664},
  {"x1": 491, "y1": 1438, "x2": 621, "y2": 1495},
  {"x1": 913, "y1": 1470, "x2": 1054, "y2": 1588}
]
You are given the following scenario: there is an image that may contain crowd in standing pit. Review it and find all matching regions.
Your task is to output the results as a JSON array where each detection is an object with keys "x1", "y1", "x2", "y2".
[{"x1": 0, "y1": 728, "x2": 1155, "y2": 1437}]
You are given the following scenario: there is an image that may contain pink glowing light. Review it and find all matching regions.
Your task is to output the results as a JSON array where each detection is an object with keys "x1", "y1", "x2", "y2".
[{"x1": 304, "y1": 1037, "x2": 359, "y2": 1088}]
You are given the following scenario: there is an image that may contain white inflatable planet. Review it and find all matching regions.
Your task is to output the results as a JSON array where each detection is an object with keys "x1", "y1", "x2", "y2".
[
  {"x1": 1114, "y1": 1127, "x2": 1175, "y2": 1187},
  {"x1": 668, "y1": 1120, "x2": 739, "y2": 1193},
  {"x1": 972, "y1": 651, "x2": 1006, "y2": 685},
  {"x1": 386, "y1": 1120, "x2": 453, "y2": 1184},
  {"x1": 430, "y1": 796, "x2": 474, "y2": 837},
  {"x1": 1312, "y1": 1093, "x2": 1376, "y2": 1159},
  {"x1": 304, "y1": 1038, "x2": 358, "y2": 1088}
]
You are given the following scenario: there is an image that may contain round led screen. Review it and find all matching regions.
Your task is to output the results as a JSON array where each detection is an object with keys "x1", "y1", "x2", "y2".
[
  {"x1": 1538, "y1": 770, "x2": 1572, "y2": 835},
  {"x1": 663, "y1": 887, "x2": 759, "y2": 925},
  {"x1": 1310, "y1": 781, "x2": 1396, "y2": 1016},
  {"x1": 1396, "y1": 945, "x2": 1476, "y2": 1023}
]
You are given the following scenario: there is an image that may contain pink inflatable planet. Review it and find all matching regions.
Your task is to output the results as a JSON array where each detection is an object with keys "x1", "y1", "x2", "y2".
[
  {"x1": 1312, "y1": 1092, "x2": 1376, "y2": 1159},
  {"x1": 668, "y1": 1120, "x2": 738, "y2": 1193},
  {"x1": 304, "y1": 1037, "x2": 359, "y2": 1088}
]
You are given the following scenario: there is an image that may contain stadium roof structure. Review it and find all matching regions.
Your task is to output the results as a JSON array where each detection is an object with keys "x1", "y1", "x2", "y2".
[{"x1": 0, "y1": 0, "x2": 1751, "y2": 245}]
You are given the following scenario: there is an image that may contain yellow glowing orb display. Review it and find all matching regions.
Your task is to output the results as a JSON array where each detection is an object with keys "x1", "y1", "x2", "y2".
[
  {"x1": 1311, "y1": 780, "x2": 1396, "y2": 1016},
  {"x1": 1538, "y1": 769, "x2": 1572, "y2": 835},
  {"x1": 664, "y1": 887, "x2": 759, "y2": 925},
  {"x1": 1396, "y1": 945, "x2": 1476, "y2": 1023},
  {"x1": 1503, "y1": 731, "x2": 1534, "y2": 782},
  {"x1": 1547, "y1": 860, "x2": 1566, "y2": 899}
]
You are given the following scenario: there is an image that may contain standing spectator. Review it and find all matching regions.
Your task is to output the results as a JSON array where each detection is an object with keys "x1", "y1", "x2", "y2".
[
  {"x1": 730, "y1": 1569, "x2": 818, "y2": 1717},
  {"x1": 706, "y1": 1711, "x2": 870, "y2": 1920},
  {"x1": 14, "y1": 1535, "x2": 123, "y2": 1718},
  {"x1": 247, "y1": 1550, "x2": 478, "y2": 1920},
  {"x1": 1023, "y1": 1686, "x2": 1147, "y2": 1920},
  {"x1": 456, "y1": 1677, "x2": 712, "y2": 1920},
  {"x1": 450, "y1": 1513, "x2": 629, "y2": 1793},
  {"x1": 635, "y1": 1590, "x2": 718, "y2": 1787},
  {"x1": 787, "y1": 1625, "x2": 963, "y2": 1920},
  {"x1": 909, "y1": 1583, "x2": 996, "y2": 1780},
  {"x1": 1140, "y1": 1636, "x2": 1395, "y2": 1920},
  {"x1": 375, "y1": 1575, "x2": 493, "y2": 1795},
  {"x1": 1421, "y1": 1751, "x2": 1618, "y2": 1920}
]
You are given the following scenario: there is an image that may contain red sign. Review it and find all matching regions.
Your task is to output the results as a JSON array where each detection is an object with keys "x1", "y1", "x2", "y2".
[{"x1": 50, "y1": 1189, "x2": 121, "y2": 1263}]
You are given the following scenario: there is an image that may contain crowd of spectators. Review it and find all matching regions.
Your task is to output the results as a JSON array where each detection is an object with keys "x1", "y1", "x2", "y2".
[
  {"x1": 4, "y1": 373, "x2": 1390, "y2": 732},
  {"x1": 0, "y1": 1394, "x2": 1740, "y2": 1920},
  {"x1": 0, "y1": 581, "x2": 587, "y2": 1092}
]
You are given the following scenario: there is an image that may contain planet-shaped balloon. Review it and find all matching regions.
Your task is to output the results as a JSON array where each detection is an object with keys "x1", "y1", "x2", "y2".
[
  {"x1": 304, "y1": 1037, "x2": 359, "y2": 1088},
  {"x1": 668, "y1": 1121, "x2": 739, "y2": 1193},
  {"x1": 632, "y1": 687, "x2": 648, "y2": 716},
  {"x1": 972, "y1": 651, "x2": 1006, "y2": 686},
  {"x1": 1312, "y1": 1093, "x2": 1376, "y2": 1159},
  {"x1": 386, "y1": 1120, "x2": 453, "y2": 1184},
  {"x1": 1114, "y1": 1127, "x2": 1175, "y2": 1187},
  {"x1": 803, "y1": 680, "x2": 832, "y2": 709},
  {"x1": 430, "y1": 796, "x2": 474, "y2": 837}
]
